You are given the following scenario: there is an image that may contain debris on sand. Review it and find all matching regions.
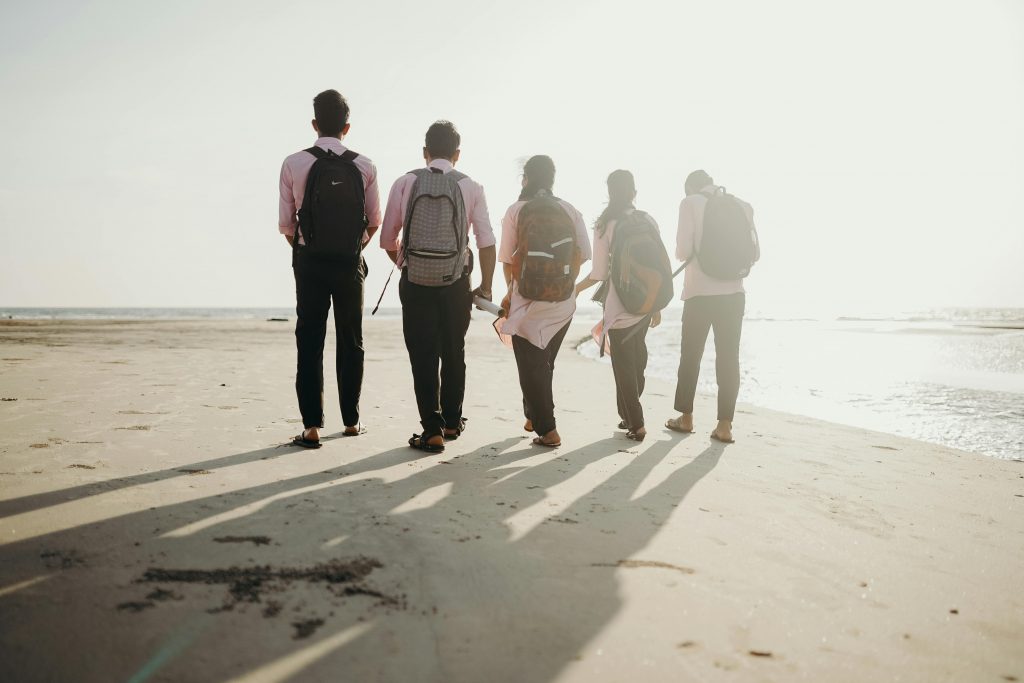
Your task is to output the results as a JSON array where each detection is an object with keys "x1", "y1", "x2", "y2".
[
  {"x1": 40, "y1": 549, "x2": 86, "y2": 569},
  {"x1": 138, "y1": 557, "x2": 386, "y2": 609},
  {"x1": 749, "y1": 650, "x2": 774, "y2": 658},
  {"x1": 117, "y1": 601, "x2": 154, "y2": 612},
  {"x1": 292, "y1": 618, "x2": 324, "y2": 639},
  {"x1": 591, "y1": 559, "x2": 695, "y2": 575},
  {"x1": 213, "y1": 535, "x2": 272, "y2": 546}
]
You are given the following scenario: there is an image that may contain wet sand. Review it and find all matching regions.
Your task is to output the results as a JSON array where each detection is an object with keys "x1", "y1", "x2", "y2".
[{"x1": 0, "y1": 317, "x2": 1021, "y2": 682}]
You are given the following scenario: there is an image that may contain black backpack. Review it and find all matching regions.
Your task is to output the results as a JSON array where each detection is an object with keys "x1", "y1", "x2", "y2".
[
  {"x1": 608, "y1": 210, "x2": 674, "y2": 314},
  {"x1": 696, "y1": 188, "x2": 759, "y2": 279},
  {"x1": 295, "y1": 147, "x2": 367, "y2": 261}
]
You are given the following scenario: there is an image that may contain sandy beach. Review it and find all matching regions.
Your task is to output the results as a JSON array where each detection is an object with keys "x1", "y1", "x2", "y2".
[{"x1": 0, "y1": 316, "x2": 1021, "y2": 683}]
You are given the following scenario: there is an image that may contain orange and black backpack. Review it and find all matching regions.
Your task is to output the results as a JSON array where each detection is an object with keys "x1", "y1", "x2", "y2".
[{"x1": 513, "y1": 192, "x2": 581, "y2": 302}]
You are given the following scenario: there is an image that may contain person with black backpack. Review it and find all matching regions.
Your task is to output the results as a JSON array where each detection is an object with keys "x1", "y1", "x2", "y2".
[
  {"x1": 278, "y1": 89, "x2": 382, "y2": 449},
  {"x1": 379, "y1": 121, "x2": 497, "y2": 454},
  {"x1": 575, "y1": 170, "x2": 670, "y2": 442},
  {"x1": 666, "y1": 170, "x2": 759, "y2": 444},
  {"x1": 498, "y1": 155, "x2": 592, "y2": 448}
]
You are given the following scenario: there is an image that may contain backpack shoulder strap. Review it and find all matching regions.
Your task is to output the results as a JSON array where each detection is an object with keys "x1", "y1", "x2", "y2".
[
  {"x1": 447, "y1": 170, "x2": 468, "y2": 183},
  {"x1": 304, "y1": 146, "x2": 328, "y2": 160},
  {"x1": 340, "y1": 149, "x2": 359, "y2": 162}
]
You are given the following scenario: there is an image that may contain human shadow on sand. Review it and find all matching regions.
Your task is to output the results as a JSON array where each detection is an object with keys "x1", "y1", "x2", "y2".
[{"x1": 0, "y1": 431, "x2": 722, "y2": 683}]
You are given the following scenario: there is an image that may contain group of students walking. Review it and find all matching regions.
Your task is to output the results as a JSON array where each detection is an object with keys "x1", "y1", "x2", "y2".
[{"x1": 278, "y1": 90, "x2": 759, "y2": 453}]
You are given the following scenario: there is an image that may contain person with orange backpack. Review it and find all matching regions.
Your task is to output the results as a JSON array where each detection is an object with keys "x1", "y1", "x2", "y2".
[
  {"x1": 498, "y1": 155, "x2": 591, "y2": 448},
  {"x1": 575, "y1": 170, "x2": 672, "y2": 442}
]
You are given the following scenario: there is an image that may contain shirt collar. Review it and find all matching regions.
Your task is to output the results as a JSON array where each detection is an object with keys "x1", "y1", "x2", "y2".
[
  {"x1": 427, "y1": 158, "x2": 454, "y2": 173},
  {"x1": 314, "y1": 136, "x2": 347, "y2": 153}
]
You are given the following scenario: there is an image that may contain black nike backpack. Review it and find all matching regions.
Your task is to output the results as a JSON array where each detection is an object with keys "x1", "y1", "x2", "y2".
[
  {"x1": 696, "y1": 188, "x2": 759, "y2": 280},
  {"x1": 295, "y1": 147, "x2": 367, "y2": 261}
]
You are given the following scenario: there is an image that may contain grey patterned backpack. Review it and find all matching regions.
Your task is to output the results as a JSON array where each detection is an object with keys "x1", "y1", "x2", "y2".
[{"x1": 402, "y1": 167, "x2": 469, "y2": 286}]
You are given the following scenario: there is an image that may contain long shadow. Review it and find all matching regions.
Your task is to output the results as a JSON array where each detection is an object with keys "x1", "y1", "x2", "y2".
[{"x1": 0, "y1": 432, "x2": 722, "y2": 683}]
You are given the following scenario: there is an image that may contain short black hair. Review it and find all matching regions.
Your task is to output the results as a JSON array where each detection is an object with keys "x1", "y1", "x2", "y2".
[
  {"x1": 313, "y1": 90, "x2": 350, "y2": 137},
  {"x1": 685, "y1": 169, "x2": 713, "y2": 196},
  {"x1": 425, "y1": 120, "x2": 460, "y2": 160}
]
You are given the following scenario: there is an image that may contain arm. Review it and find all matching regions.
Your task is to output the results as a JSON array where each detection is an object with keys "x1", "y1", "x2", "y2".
[
  {"x1": 363, "y1": 161, "x2": 383, "y2": 244},
  {"x1": 379, "y1": 176, "x2": 407, "y2": 260},
  {"x1": 574, "y1": 275, "x2": 600, "y2": 297},
  {"x1": 676, "y1": 198, "x2": 695, "y2": 262},
  {"x1": 278, "y1": 160, "x2": 297, "y2": 247},
  {"x1": 475, "y1": 245, "x2": 496, "y2": 299}
]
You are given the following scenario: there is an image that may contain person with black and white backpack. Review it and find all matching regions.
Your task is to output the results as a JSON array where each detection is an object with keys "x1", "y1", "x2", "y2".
[
  {"x1": 278, "y1": 89, "x2": 382, "y2": 449},
  {"x1": 380, "y1": 121, "x2": 496, "y2": 453},
  {"x1": 666, "y1": 169, "x2": 759, "y2": 444},
  {"x1": 575, "y1": 170, "x2": 669, "y2": 443}
]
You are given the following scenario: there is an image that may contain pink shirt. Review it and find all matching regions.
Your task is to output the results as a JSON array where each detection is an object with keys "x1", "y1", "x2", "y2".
[
  {"x1": 379, "y1": 159, "x2": 495, "y2": 268},
  {"x1": 676, "y1": 184, "x2": 757, "y2": 300},
  {"x1": 498, "y1": 197, "x2": 592, "y2": 349},
  {"x1": 590, "y1": 214, "x2": 650, "y2": 332},
  {"x1": 278, "y1": 137, "x2": 382, "y2": 244}
]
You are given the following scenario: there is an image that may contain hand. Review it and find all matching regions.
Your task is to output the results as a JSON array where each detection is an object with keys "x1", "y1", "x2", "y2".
[
  {"x1": 472, "y1": 286, "x2": 492, "y2": 301},
  {"x1": 650, "y1": 311, "x2": 662, "y2": 328}
]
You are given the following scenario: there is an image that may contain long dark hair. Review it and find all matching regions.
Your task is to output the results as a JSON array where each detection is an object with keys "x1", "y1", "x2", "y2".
[
  {"x1": 594, "y1": 169, "x2": 636, "y2": 237},
  {"x1": 519, "y1": 155, "x2": 556, "y2": 201}
]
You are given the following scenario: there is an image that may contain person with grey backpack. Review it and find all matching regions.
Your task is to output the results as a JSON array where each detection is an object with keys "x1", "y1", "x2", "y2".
[{"x1": 379, "y1": 121, "x2": 497, "y2": 453}]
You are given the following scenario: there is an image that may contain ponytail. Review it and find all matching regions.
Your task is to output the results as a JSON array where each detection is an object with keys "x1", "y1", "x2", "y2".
[{"x1": 594, "y1": 169, "x2": 636, "y2": 237}]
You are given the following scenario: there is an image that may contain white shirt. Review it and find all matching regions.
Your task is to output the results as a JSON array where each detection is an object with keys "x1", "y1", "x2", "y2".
[
  {"x1": 498, "y1": 197, "x2": 592, "y2": 349},
  {"x1": 379, "y1": 159, "x2": 495, "y2": 268},
  {"x1": 675, "y1": 184, "x2": 757, "y2": 300}
]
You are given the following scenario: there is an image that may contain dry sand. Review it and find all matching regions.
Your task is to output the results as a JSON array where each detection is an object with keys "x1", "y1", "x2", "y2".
[{"x1": 0, "y1": 317, "x2": 1021, "y2": 683}]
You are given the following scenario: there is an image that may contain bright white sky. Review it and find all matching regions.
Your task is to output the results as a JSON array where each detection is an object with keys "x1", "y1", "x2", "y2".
[{"x1": 1, "y1": 0, "x2": 1022, "y2": 315}]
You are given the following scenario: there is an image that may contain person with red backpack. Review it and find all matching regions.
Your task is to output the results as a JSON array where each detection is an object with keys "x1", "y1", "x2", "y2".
[
  {"x1": 278, "y1": 90, "x2": 382, "y2": 449},
  {"x1": 380, "y1": 121, "x2": 497, "y2": 453},
  {"x1": 575, "y1": 170, "x2": 670, "y2": 443},
  {"x1": 498, "y1": 155, "x2": 592, "y2": 448},
  {"x1": 666, "y1": 170, "x2": 759, "y2": 444}
]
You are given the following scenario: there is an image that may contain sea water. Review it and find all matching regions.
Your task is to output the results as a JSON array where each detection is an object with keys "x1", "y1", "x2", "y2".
[{"x1": 577, "y1": 307, "x2": 1024, "y2": 461}]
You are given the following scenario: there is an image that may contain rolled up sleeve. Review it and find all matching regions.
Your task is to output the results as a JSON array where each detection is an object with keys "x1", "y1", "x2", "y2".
[
  {"x1": 676, "y1": 199, "x2": 695, "y2": 262},
  {"x1": 466, "y1": 181, "x2": 496, "y2": 250},
  {"x1": 590, "y1": 226, "x2": 610, "y2": 280},
  {"x1": 379, "y1": 176, "x2": 408, "y2": 252},
  {"x1": 363, "y1": 162, "x2": 382, "y2": 228}
]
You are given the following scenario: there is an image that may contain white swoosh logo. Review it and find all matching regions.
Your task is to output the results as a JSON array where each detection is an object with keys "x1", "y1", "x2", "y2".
[{"x1": 331, "y1": 180, "x2": 344, "y2": 185}]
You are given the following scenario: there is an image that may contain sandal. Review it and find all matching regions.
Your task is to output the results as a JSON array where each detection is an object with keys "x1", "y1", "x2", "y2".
[
  {"x1": 443, "y1": 418, "x2": 467, "y2": 441},
  {"x1": 625, "y1": 429, "x2": 646, "y2": 442},
  {"x1": 665, "y1": 417, "x2": 694, "y2": 434},
  {"x1": 409, "y1": 433, "x2": 445, "y2": 453},
  {"x1": 617, "y1": 420, "x2": 628, "y2": 430},
  {"x1": 291, "y1": 433, "x2": 321, "y2": 449},
  {"x1": 343, "y1": 424, "x2": 367, "y2": 437},
  {"x1": 531, "y1": 436, "x2": 561, "y2": 448}
]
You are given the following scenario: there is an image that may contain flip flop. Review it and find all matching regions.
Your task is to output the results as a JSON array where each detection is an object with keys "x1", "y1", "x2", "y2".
[
  {"x1": 291, "y1": 434, "x2": 322, "y2": 449},
  {"x1": 409, "y1": 433, "x2": 445, "y2": 453},
  {"x1": 665, "y1": 418, "x2": 694, "y2": 434},
  {"x1": 625, "y1": 430, "x2": 646, "y2": 442},
  {"x1": 531, "y1": 437, "x2": 561, "y2": 448},
  {"x1": 710, "y1": 431, "x2": 735, "y2": 444},
  {"x1": 343, "y1": 425, "x2": 367, "y2": 437}
]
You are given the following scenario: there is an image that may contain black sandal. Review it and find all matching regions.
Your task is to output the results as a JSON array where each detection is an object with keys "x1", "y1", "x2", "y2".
[
  {"x1": 617, "y1": 420, "x2": 628, "y2": 430},
  {"x1": 443, "y1": 418, "x2": 467, "y2": 441},
  {"x1": 291, "y1": 434, "x2": 322, "y2": 449},
  {"x1": 409, "y1": 433, "x2": 445, "y2": 453}
]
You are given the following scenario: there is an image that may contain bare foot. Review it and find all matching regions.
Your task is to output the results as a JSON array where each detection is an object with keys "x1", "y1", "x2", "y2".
[
  {"x1": 524, "y1": 419, "x2": 533, "y2": 432},
  {"x1": 710, "y1": 420, "x2": 734, "y2": 443},
  {"x1": 665, "y1": 414, "x2": 694, "y2": 433},
  {"x1": 626, "y1": 426, "x2": 647, "y2": 441},
  {"x1": 343, "y1": 424, "x2": 365, "y2": 436},
  {"x1": 532, "y1": 429, "x2": 561, "y2": 447},
  {"x1": 303, "y1": 427, "x2": 320, "y2": 441}
]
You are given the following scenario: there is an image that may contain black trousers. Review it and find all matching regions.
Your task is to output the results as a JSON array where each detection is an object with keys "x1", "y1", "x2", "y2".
[
  {"x1": 399, "y1": 271, "x2": 473, "y2": 436},
  {"x1": 674, "y1": 292, "x2": 745, "y2": 421},
  {"x1": 293, "y1": 250, "x2": 366, "y2": 429},
  {"x1": 512, "y1": 322, "x2": 571, "y2": 437},
  {"x1": 608, "y1": 319, "x2": 650, "y2": 430}
]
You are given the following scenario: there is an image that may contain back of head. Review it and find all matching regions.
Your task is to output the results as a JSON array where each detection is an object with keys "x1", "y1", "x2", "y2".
[
  {"x1": 425, "y1": 120, "x2": 461, "y2": 160},
  {"x1": 313, "y1": 90, "x2": 350, "y2": 137},
  {"x1": 684, "y1": 169, "x2": 713, "y2": 196},
  {"x1": 595, "y1": 169, "x2": 636, "y2": 235},
  {"x1": 519, "y1": 155, "x2": 556, "y2": 201}
]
